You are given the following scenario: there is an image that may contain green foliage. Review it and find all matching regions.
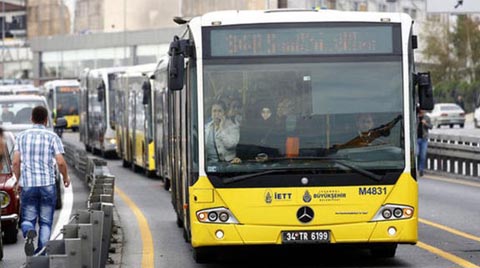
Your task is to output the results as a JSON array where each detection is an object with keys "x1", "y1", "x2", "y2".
[{"x1": 424, "y1": 15, "x2": 480, "y2": 112}]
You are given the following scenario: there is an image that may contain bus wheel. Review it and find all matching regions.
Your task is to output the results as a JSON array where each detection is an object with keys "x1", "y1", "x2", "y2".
[
  {"x1": 176, "y1": 215, "x2": 183, "y2": 228},
  {"x1": 72, "y1": 127, "x2": 78, "y2": 132},
  {"x1": 164, "y1": 178, "x2": 171, "y2": 191},
  {"x1": 183, "y1": 228, "x2": 191, "y2": 243},
  {"x1": 370, "y1": 243, "x2": 397, "y2": 258},
  {"x1": 122, "y1": 159, "x2": 130, "y2": 168},
  {"x1": 193, "y1": 247, "x2": 213, "y2": 264},
  {"x1": 145, "y1": 170, "x2": 156, "y2": 178}
]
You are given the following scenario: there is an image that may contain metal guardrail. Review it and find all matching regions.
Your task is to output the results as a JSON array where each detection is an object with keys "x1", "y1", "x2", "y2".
[
  {"x1": 24, "y1": 142, "x2": 120, "y2": 268},
  {"x1": 427, "y1": 133, "x2": 480, "y2": 179}
]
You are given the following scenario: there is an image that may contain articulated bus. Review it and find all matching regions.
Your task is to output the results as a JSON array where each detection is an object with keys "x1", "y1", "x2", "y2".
[
  {"x1": 115, "y1": 64, "x2": 157, "y2": 176},
  {"x1": 152, "y1": 9, "x2": 434, "y2": 263},
  {"x1": 80, "y1": 66, "x2": 128, "y2": 157},
  {"x1": 43, "y1": 80, "x2": 81, "y2": 131}
]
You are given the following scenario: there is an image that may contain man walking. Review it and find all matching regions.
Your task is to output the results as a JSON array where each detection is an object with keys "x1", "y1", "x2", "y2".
[{"x1": 12, "y1": 106, "x2": 70, "y2": 256}]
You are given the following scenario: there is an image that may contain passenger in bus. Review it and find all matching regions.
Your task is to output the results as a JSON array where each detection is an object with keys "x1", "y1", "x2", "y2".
[
  {"x1": 1, "y1": 105, "x2": 14, "y2": 122},
  {"x1": 227, "y1": 98, "x2": 243, "y2": 126},
  {"x1": 205, "y1": 100, "x2": 240, "y2": 163},
  {"x1": 237, "y1": 102, "x2": 280, "y2": 161}
]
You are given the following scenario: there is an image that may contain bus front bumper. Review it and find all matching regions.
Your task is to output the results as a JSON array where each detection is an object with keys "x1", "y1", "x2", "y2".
[{"x1": 191, "y1": 218, "x2": 417, "y2": 248}]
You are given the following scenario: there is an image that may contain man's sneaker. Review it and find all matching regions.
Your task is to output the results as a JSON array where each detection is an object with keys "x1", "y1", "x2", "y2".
[{"x1": 24, "y1": 230, "x2": 37, "y2": 257}]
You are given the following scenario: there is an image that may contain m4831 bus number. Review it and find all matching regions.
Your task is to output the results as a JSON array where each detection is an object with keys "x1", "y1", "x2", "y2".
[{"x1": 359, "y1": 187, "x2": 387, "y2": 195}]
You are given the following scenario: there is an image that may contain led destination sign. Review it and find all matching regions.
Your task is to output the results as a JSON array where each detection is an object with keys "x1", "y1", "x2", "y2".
[
  {"x1": 57, "y1": 86, "x2": 79, "y2": 93},
  {"x1": 208, "y1": 25, "x2": 395, "y2": 57}
]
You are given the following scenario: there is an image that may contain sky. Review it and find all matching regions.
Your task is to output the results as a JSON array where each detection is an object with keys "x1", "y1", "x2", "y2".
[{"x1": 426, "y1": 0, "x2": 480, "y2": 13}]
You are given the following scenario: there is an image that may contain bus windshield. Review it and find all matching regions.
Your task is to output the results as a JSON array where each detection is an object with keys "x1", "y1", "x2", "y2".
[
  {"x1": 203, "y1": 61, "x2": 404, "y2": 176},
  {"x1": 56, "y1": 86, "x2": 79, "y2": 117}
]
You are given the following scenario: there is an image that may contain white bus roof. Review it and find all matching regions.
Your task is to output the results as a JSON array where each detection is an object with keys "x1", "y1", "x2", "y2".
[
  {"x1": 87, "y1": 66, "x2": 132, "y2": 77},
  {"x1": 43, "y1": 80, "x2": 80, "y2": 88},
  {"x1": 117, "y1": 63, "x2": 157, "y2": 78},
  {"x1": 195, "y1": 9, "x2": 412, "y2": 26}
]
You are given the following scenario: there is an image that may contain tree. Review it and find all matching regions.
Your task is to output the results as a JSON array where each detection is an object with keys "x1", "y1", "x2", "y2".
[
  {"x1": 423, "y1": 14, "x2": 460, "y2": 83},
  {"x1": 452, "y1": 15, "x2": 480, "y2": 82},
  {"x1": 423, "y1": 15, "x2": 480, "y2": 111}
]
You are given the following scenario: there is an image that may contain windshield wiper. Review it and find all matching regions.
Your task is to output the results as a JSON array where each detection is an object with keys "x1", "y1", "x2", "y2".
[
  {"x1": 333, "y1": 160, "x2": 382, "y2": 182},
  {"x1": 269, "y1": 157, "x2": 382, "y2": 182},
  {"x1": 222, "y1": 156, "x2": 381, "y2": 184},
  {"x1": 260, "y1": 156, "x2": 348, "y2": 162},
  {"x1": 223, "y1": 169, "x2": 288, "y2": 184}
]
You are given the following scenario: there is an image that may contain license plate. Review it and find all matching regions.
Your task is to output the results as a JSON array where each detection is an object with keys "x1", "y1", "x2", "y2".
[{"x1": 282, "y1": 230, "x2": 330, "y2": 244}]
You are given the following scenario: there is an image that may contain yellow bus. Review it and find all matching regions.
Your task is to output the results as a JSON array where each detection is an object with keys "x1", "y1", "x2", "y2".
[
  {"x1": 115, "y1": 64, "x2": 157, "y2": 176},
  {"x1": 43, "y1": 80, "x2": 80, "y2": 131},
  {"x1": 153, "y1": 9, "x2": 434, "y2": 263}
]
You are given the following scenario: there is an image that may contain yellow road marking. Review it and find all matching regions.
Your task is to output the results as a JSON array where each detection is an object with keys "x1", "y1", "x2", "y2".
[
  {"x1": 425, "y1": 174, "x2": 480, "y2": 188},
  {"x1": 420, "y1": 176, "x2": 480, "y2": 266},
  {"x1": 417, "y1": 241, "x2": 480, "y2": 268},
  {"x1": 420, "y1": 218, "x2": 480, "y2": 243},
  {"x1": 116, "y1": 187, "x2": 154, "y2": 268}
]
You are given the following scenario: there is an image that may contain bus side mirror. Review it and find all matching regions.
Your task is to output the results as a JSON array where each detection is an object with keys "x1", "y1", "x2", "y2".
[
  {"x1": 168, "y1": 36, "x2": 191, "y2": 91},
  {"x1": 48, "y1": 90, "x2": 53, "y2": 100},
  {"x1": 142, "y1": 80, "x2": 151, "y2": 105},
  {"x1": 97, "y1": 81, "x2": 105, "y2": 102},
  {"x1": 416, "y1": 72, "x2": 434, "y2": 111}
]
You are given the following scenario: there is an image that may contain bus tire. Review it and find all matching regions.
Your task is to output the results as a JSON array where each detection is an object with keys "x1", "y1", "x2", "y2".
[
  {"x1": 370, "y1": 243, "x2": 397, "y2": 258},
  {"x1": 183, "y1": 228, "x2": 191, "y2": 243},
  {"x1": 193, "y1": 247, "x2": 213, "y2": 264},
  {"x1": 164, "y1": 178, "x2": 171, "y2": 191},
  {"x1": 145, "y1": 170, "x2": 156, "y2": 178},
  {"x1": 72, "y1": 127, "x2": 78, "y2": 132},
  {"x1": 176, "y1": 215, "x2": 183, "y2": 228},
  {"x1": 122, "y1": 159, "x2": 130, "y2": 168}
]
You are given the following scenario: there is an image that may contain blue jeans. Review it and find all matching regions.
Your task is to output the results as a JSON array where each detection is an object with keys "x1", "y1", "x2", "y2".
[
  {"x1": 20, "y1": 185, "x2": 56, "y2": 253},
  {"x1": 417, "y1": 138, "x2": 429, "y2": 173}
]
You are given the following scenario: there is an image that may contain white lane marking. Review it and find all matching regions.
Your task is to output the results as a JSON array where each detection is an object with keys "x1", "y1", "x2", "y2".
[{"x1": 51, "y1": 182, "x2": 74, "y2": 240}]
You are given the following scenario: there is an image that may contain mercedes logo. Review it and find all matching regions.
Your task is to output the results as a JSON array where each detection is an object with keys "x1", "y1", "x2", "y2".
[{"x1": 296, "y1": 206, "x2": 314, "y2": 223}]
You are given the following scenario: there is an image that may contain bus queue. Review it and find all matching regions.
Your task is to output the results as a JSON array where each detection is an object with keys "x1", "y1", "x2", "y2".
[{"x1": 77, "y1": 9, "x2": 434, "y2": 263}]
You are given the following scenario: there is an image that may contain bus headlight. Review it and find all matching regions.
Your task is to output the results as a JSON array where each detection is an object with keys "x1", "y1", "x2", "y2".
[
  {"x1": 196, "y1": 207, "x2": 238, "y2": 224},
  {"x1": 371, "y1": 204, "x2": 414, "y2": 221},
  {"x1": 0, "y1": 191, "x2": 11, "y2": 208},
  {"x1": 108, "y1": 138, "x2": 116, "y2": 145}
]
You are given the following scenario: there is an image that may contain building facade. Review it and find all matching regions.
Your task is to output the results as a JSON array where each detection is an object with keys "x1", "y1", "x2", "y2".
[{"x1": 27, "y1": 0, "x2": 431, "y2": 85}]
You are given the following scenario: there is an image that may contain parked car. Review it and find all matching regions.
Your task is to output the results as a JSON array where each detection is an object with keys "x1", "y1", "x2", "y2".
[
  {"x1": 427, "y1": 103, "x2": 465, "y2": 128},
  {"x1": 1, "y1": 131, "x2": 20, "y2": 244}
]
